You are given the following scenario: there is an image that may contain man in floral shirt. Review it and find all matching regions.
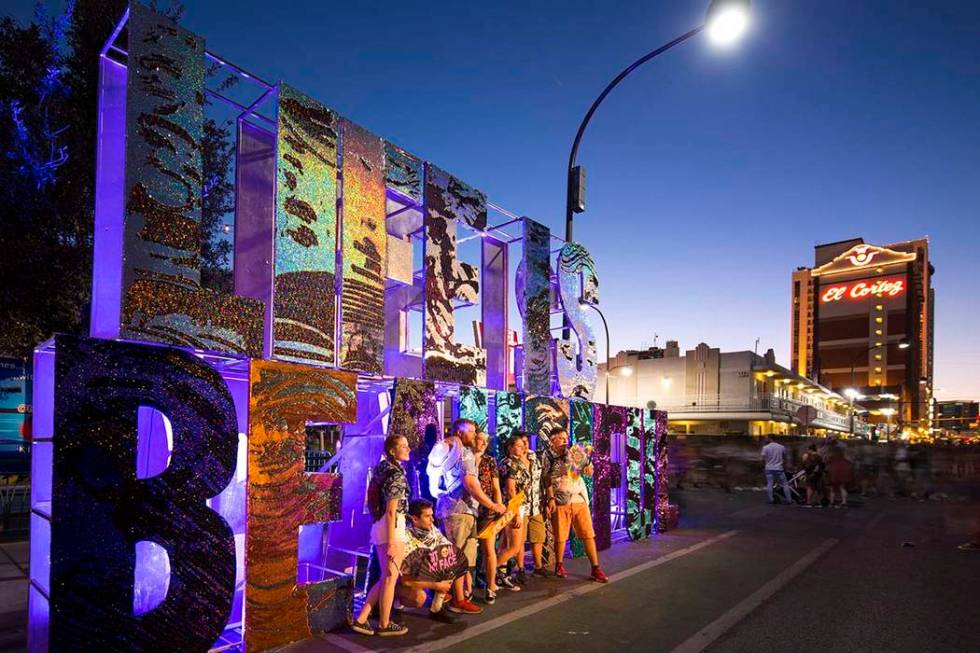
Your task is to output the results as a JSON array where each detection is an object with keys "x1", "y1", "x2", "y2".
[{"x1": 540, "y1": 427, "x2": 608, "y2": 583}]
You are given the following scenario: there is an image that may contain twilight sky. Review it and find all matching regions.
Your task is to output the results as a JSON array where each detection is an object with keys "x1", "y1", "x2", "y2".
[{"x1": 11, "y1": 1, "x2": 980, "y2": 399}]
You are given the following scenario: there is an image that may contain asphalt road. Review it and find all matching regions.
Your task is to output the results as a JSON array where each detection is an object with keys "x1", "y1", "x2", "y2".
[{"x1": 314, "y1": 489, "x2": 980, "y2": 653}]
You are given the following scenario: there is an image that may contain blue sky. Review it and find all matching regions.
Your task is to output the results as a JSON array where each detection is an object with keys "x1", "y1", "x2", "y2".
[{"x1": 10, "y1": 1, "x2": 980, "y2": 399}]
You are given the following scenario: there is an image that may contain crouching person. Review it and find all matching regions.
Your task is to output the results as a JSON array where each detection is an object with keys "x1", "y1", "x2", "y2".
[{"x1": 399, "y1": 499, "x2": 479, "y2": 621}]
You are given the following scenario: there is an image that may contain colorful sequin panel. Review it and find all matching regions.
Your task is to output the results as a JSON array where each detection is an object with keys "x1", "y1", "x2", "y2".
[
  {"x1": 493, "y1": 390, "x2": 524, "y2": 461},
  {"x1": 592, "y1": 404, "x2": 626, "y2": 551},
  {"x1": 519, "y1": 218, "x2": 552, "y2": 395},
  {"x1": 273, "y1": 84, "x2": 338, "y2": 365},
  {"x1": 339, "y1": 120, "x2": 386, "y2": 374},
  {"x1": 245, "y1": 360, "x2": 356, "y2": 652},
  {"x1": 120, "y1": 4, "x2": 263, "y2": 356},
  {"x1": 625, "y1": 407, "x2": 644, "y2": 541},
  {"x1": 422, "y1": 164, "x2": 486, "y2": 385},
  {"x1": 555, "y1": 243, "x2": 599, "y2": 400},
  {"x1": 456, "y1": 385, "x2": 489, "y2": 433}
]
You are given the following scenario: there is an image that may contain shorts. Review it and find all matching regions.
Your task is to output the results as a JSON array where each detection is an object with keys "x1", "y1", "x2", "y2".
[
  {"x1": 552, "y1": 502, "x2": 594, "y2": 540},
  {"x1": 370, "y1": 513, "x2": 408, "y2": 547},
  {"x1": 527, "y1": 513, "x2": 546, "y2": 544},
  {"x1": 442, "y1": 513, "x2": 479, "y2": 567}
]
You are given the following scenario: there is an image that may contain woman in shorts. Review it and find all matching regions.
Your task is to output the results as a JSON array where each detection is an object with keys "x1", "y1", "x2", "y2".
[
  {"x1": 496, "y1": 433, "x2": 531, "y2": 591},
  {"x1": 351, "y1": 434, "x2": 411, "y2": 637}
]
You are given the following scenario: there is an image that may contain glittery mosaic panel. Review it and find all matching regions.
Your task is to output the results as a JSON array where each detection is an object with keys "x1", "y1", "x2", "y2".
[
  {"x1": 120, "y1": 4, "x2": 263, "y2": 356},
  {"x1": 653, "y1": 410, "x2": 674, "y2": 532},
  {"x1": 592, "y1": 404, "x2": 626, "y2": 551},
  {"x1": 625, "y1": 407, "x2": 644, "y2": 541},
  {"x1": 456, "y1": 386, "x2": 489, "y2": 433},
  {"x1": 383, "y1": 141, "x2": 422, "y2": 203},
  {"x1": 49, "y1": 335, "x2": 237, "y2": 651},
  {"x1": 555, "y1": 243, "x2": 599, "y2": 400},
  {"x1": 305, "y1": 575, "x2": 354, "y2": 636},
  {"x1": 245, "y1": 360, "x2": 357, "y2": 653},
  {"x1": 425, "y1": 163, "x2": 487, "y2": 231},
  {"x1": 493, "y1": 391, "x2": 523, "y2": 462},
  {"x1": 520, "y1": 218, "x2": 552, "y2": 395},
  {"x1": 274, "y1": 83, "x2": 338, "y2": 365},
  {"x1": 389, "y1": 378, "x2": 438, "y2": 451},
  {"x1": 423, "y1": 164, "x2": 486, "y2": 385},
  {"x1": 642, "y1": 409, "x2": 664, "y2": 537},
  {"x1": 339, "y1": 120, "x2": 386, "y2": 374},
  {"x1": 525, "y1": 395, "x2": 569, "y2": 448},
  {"x1": 569, "y1": 399, "x2": 594, "y2": 558}
]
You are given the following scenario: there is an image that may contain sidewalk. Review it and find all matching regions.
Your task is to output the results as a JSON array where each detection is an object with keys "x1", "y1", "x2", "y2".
[{"x1": 0, "y1": 540, "x2": 27, "y2": 653}]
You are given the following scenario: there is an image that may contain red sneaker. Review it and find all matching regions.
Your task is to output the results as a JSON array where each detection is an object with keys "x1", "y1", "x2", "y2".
[
  {"x1": 447, "y1": 598, "x2": 484, "y2": 615},
  {"x1": 590, "y1": 566, "x2": 608, "y2": 583},
  {"x1": 555, "y1": 562, "x2": 566, "y2": 578}
]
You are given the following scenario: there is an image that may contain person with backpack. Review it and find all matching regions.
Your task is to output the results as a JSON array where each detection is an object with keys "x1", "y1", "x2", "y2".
[{"x1": 350, "y1": 435, "x2": 412, "y2": 637}]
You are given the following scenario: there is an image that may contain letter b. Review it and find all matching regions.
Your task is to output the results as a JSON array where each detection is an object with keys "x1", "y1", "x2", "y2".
[{"x1": 50, "y1": 336, "x2": 237, "y2": 651}]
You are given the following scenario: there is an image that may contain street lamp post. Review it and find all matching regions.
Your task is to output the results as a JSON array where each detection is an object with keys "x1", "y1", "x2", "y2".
[
  {"x1": 563, "y1": 0, "x2": 751, "y2": 242},
  {"x1": 586, "y1": 304, "x2": 632, "y2": 405}
]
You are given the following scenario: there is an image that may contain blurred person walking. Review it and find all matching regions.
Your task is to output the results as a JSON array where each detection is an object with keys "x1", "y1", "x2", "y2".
[{"x1": 761, "y1": 436, "x2": 793, "y2": 505}]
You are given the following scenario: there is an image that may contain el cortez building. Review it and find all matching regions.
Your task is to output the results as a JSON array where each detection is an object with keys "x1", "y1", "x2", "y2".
[{"x1": 790, "y1": 238, "x2": 935, "y2": 436}]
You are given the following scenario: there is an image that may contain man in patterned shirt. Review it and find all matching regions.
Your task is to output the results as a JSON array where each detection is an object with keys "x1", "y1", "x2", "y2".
[
  {"x1": 427, "y1": 419, "x2": 505, "y2": 613},
  {"x1": 540, "y1": 427, "x2": 608, "y2": 583}
]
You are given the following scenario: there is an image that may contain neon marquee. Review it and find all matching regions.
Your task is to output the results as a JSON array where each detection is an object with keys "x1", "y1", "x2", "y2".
[{"x1": 820, "y1": 277, "x2": 906, "y2": 303}]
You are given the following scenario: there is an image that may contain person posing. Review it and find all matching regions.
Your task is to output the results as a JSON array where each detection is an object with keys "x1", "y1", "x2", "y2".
[
  {"x1": 426, "y1": 418, "x2": 504, "y2": 614},
  {"x1": 397, "y1": 499, "x2": 473, "y2": 623},
  {"x1": 496, "y1": 433, "x2": 532, "y2": 591},
  {"x1": 351, "y1": 435, "x2": 411, "y2": 637},
  {"x1": 761, "y1": 436, "x2": 793, "y2": 504},
  {"x1": 540, "y1": 427, "x2": 608, "y2": 583},
  {"x1": 473, "y1": 430, "x2": 502, "y2": 603}
]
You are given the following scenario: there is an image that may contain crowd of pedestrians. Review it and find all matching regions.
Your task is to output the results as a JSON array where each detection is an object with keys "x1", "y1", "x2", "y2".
[
  {"x1": 352, "y1": 419, "x2": 609, "y2": 637},
  {"x1": 761, "y1": 436, "x2": 854, "y2": 508}
]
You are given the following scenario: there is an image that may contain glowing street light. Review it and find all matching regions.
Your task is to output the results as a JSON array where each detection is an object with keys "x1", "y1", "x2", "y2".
[
  {"x1": 564, "y1": 0, "x2": 753, "y2": 241},
  {"x1": 706, "y1": 0, "x2": 751, "y2": 47}
]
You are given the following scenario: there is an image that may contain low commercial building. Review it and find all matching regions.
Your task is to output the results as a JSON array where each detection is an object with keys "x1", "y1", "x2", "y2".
[{"x1": 598, "y1": 341, "x2": 864, "y2": 437}]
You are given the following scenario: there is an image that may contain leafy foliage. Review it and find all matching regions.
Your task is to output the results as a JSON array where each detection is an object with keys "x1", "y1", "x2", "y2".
[{"x1": 0, "y1": 1, "x2": 237, "y2": 356}]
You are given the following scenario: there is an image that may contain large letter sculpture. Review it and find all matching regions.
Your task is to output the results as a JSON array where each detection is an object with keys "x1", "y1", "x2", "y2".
[
  {"x1": 555, "y1": 243, "x2": 599, "y2": 399},
  {"x1": 50, "y1": 335, "x2": 238, "y2": 651},
  {"x1": 245, "y1": 361, "x2": 357, "y2": 652}
]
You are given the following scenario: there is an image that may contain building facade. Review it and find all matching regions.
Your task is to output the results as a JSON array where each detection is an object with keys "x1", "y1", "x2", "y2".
[
  {"x1": 599, "y1": 342, "x2": 862, "y2": 437},
  {"x1": 791, "y1": 238, "x2": 935, "y2": 437},
  {"x1": 935, "y1": 400, "x2": 979, "y2": 435}
]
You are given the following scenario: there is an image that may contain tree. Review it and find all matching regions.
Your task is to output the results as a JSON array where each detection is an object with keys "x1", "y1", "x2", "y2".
[{"x1": 0, "y1": 1, "x2": 237, "y2": 357}]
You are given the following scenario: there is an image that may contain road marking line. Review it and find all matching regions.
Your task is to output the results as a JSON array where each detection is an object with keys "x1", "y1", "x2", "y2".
[
  {"x1": 319, "y1": 633, "x2": 375, "y2": 653},
  {"x1": 399, "y1": 529, "x2": 739, "y2": 653},
  {"x1": 669, "y1": 537, "x2": 839, "y2": 653}
]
